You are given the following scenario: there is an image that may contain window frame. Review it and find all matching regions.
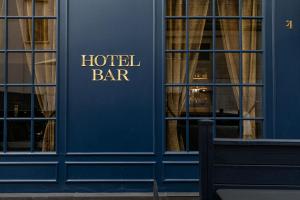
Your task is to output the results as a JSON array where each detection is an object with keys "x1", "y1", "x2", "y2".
[{"x1": 163, "y1": 0, "x2": 266, "y2": 153}]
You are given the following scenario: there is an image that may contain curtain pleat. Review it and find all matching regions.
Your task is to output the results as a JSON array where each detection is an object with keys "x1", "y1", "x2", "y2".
[
  {"x1": 218, "y1": 0, "x2": 259, "y2": 138},
  {"x1": 167, "y1": 0, "x2": 209, "y2": 151},
  {"x1": 16, "y1": 0, "x2": 56, "y2": 151}
]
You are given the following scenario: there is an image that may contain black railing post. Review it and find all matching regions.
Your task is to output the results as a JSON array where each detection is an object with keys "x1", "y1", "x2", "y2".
[{"x1": 198, "y1": 120, "x2": 213, "y2": 200}]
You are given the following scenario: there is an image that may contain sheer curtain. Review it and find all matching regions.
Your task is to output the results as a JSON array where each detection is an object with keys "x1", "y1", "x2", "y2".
[
  {"x1": 166, "y1": 0, "x2": 209, "y2": 151},
  {"x1": 16, "y1": 0, "x2": 56, "y2": 151},
  {"x1": 217, "y1": 0, "x2": 259, "y2": 138}
]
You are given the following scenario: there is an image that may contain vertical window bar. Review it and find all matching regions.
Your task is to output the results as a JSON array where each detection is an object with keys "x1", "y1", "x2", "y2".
[
  {"x1": 212, "y1": 0, "x2": 216, "y2": 138},
  {"x1": 185, "y1": 0, "x2": 190, "y2": 151},
  {"x1": 3, "y1": 0, "x2": 7, "y2": 152},
  {"x1": 262, "y1": 0, "x2": 266, "y2": 138},
  {"x1": 30, "y1": 0, "x2": 35, "y2": 152},
  {"x1": 239, "y1": 0, "x2": 243, "y2": 139}
]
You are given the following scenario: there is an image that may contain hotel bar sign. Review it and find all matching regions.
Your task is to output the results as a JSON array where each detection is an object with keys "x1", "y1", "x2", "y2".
[
  {"x1": 81, "y1": 54, "x2": 142, "y2": 81},
  {"x1": 67, "y1": 0, "x2": 154, "y2": 153}
]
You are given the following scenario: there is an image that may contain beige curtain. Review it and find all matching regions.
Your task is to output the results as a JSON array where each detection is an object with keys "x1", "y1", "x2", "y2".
[
  {"x1": 217, "y1": 0, "x2": 259, "y2": 138},
  {"x1": 242, "y1": 0, "x2": 259, "y2": 138},
  {"x1": 166, "y1": 0, "x2": 209, "y2": 151},
  {"x1": 16, "y1": 0, "x2": 56, "y2": 151}
]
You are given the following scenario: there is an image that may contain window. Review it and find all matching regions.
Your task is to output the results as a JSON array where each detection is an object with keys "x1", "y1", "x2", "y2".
[
  {"x1": 165, "y1": 0, "x2": 263, "y2": 151},
  {"x1": 0, "y1": 0, "x2": 57, "y2": 152}
]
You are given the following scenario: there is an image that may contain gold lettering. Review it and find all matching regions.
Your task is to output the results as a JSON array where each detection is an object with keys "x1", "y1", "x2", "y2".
[
  {"x1": 107, "y1": 55, "x2": 116, "y2": 67},
  {"x1": 119, "y1": 55, "x2": 130, "y2": 67},
  {"x1": 81, "y1": 55, "x2": 94, "y2": 67},
  {"x1": 286, "y1": 20, "x2": 293, "y2": 29},
  {"x1": 104, "y1": 69, "x2": 116, "y2": 81},
  {"x1": 92, "y1": 69, "x2": 104, "y2": 81},
  {"x1": 117, "y1": 69, "x2": 129, "y2": 81},
  {"x1": 94, "y1": 55, "x2": 107, "y2": 67},
  {"x1": 129, "y1": 55, "x2": 141, "y2": 67}
]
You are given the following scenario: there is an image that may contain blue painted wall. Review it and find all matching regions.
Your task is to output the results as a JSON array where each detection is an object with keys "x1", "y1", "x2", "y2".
[{"x1": 0, "y1": 0, "x2": 299, "y2": 193}]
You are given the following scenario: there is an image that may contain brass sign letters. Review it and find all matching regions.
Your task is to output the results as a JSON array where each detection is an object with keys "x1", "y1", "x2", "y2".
[
  {"x1": 286, "y1": 20, "x2": 293, "y2": 29},
  {"x1": 81, "y1": 54, "x2": 141, "y2": 82}
]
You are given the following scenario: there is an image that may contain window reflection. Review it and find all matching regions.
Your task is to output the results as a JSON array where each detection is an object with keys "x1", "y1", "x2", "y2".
[
  {"x1": 189, "y1": 0, "x2": 212, "y2": 16},
  {"x1": 190, "y1": 53, "x2": 212, "y2": 84},
  {"x1": 35, "y1": 53, "x2": 56, "y2": 84},
  {"x1": 34, "y1": 19, "x2": 56, "y2": 50},
  {"x1": 189, "y1": 19, "x2": 212, "y2": 50},
  {"x1": 8, "y1": 0, "x2": 33, "y2": 16},
  {"x1": 35, "y1": 0, "x2": 56, "y2": 16},
  {"x1": 242, "y1": 20, "x2": 262, "y2": 50},
  {"x1": 8, "y1": 53, "x2": 32, "y2": 84},
  {"x1": 166, "y1": 53, "x2": 186, "y2": 84},
  {"x1": 216, "y1": 53, "x2": 240, "y2": 83},
  {"x1": 166, "y1": 0, "x2": 186, "y2": 16},
  {"x1": 166, "y1": 86, "x2": 187, "y2": 118},
  {"x1": 243, "y1": 0, "x2": 262, "y2": 16},
  {"x1": 34, "y1": 120, "x2": 55, "y2": 152},
  {"x1": 7, "y1": 87, "x2": 31, "y2": 118},
  {"x1": 166, "y1": 120, "x2": 186, "y2": 151},
  {"x1": 8, "y1": 19, "x2": 33, "y2": 49},
  {"x1": 166, "y1": 19, "x2": 186, "y2": 50},
  {"x1": 7, "y1": 120, "x2": 31, "y2": 152},
  {"x1": 189, "y1": 86, "x2": 212, "y2": 117},
  {"x1": 34, "y1": 87, "x2": 56, "y2": 118},
  {"x1": 216, "y1": 19, "x2": 240, "y2": 50},
  {"x1": 216, "y1": 87, "x2": 239, "y2": 117}
]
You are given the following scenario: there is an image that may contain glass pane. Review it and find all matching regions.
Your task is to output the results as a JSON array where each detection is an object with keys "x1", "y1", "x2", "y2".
[
  {"x1": 7, "y1": 120, "x2": 31, "y2": 151},
  {"x1": 166, "y1": 19, "x2": 186, "y2": 50},
  {"x1": 166, "y1": 0, "x2": 186, "y2": 16},
  {"x1": 242, "y1": 53, "x2": 262, "y2": 84},
  {"x1": 216, "y1": 87, "x2": 239, "y2": 117},
  {"x1": 0, "y1": 120, "x2": 3, "y2": 151},
  {"x1": 242, "y1": 120, "x2": 263, "y2": 139},
  {"x1": 34, "y1": 19, "x2": 56, "y2": 50},
  {"x1": 8, "y1": 0, "x2": 33, "y2": 16},
  {"x1": 243, "y1": 86, "x2": 263, "y2": 118},
  {"x1": 0, "y1": 19, "x2": 4, "y2": 49},
  {"x1": 0, "y1": 87, "x2": 3, "y2": 116},
  {"x1": 190, "y1": 53, "x2": 212, "y2": 84},
  {"x1": 35, "y1": 0, "x2": 56, "y2": 16},
  {"x1": 216, "y1": 119, "x2": 240, "y2": 138},
  {"x1": 35, "y1": 53, "x2": 56, "y2": 84},
  {"x1": 216, "y1": 19, "x2": 240, "y2": 50},
  {"x1": 8, "y1": 19, "x2": 33, "y2": 49},
  {"x1": 189, "y1": 19, "x2": 212, "y2": 50},
  {"x1": 216, "y1": 53, "x2": 240, "y2": 83},
  {"x1": 189, "y1": 86, "x2": 212, "y2": 117},
  {"x1": 34, "y1": 120, "x2": 55, "y2": 152},
  {"x1": 0, "y1": 53, "x2": 4, "y2": 83},
  {"x1": 242, "y1": 19, "x2": 262, "y2": 50},
  {"x1": 189, "y1": 0, "x2": 212, "y2": 16},
  {"x1": 8, "y1": 53, "x2": 32, "y2": 84},
  {"x1": 242, "y1": 0, "x2": 262, "y2": 16},
  {"x1": 7, "y1": 87, "x2": 31, "y2": 118},
  {"x1": 216, "y1": 0, "x2": 239, "y2": 16},
  {"x1": 0, "y1": 0, "x2": 4, "y2": 16},
  {"x1": 166, "y1": 120, "x2": 186, "y2": 151},
  {"x1": 166, "y1": 53, "x2": 186, "y2": 84},
  {"x1": 166, "y1": 87, "x2": 187, "y2": 117},
  {"x1": 34, "y1": 87, "x2": 56, "y2": 118}
]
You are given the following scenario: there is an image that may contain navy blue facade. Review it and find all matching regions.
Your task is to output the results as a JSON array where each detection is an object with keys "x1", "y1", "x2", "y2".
[{"x1": 0, "y1": 0, "x2": 299, "y2": 193}]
